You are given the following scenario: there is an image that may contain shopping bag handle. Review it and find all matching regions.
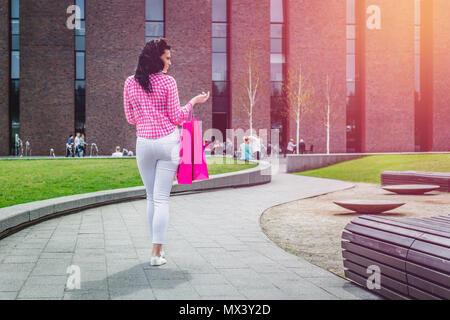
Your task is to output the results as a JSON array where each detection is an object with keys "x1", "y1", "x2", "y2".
[{"x1": 188, "y1": 105, "x2": 195, "y2": 122}]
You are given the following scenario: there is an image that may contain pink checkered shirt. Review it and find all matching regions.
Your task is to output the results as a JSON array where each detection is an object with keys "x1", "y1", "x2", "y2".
[{"x1": 123, "y1": 72, "x2": 193, "y2": 139}]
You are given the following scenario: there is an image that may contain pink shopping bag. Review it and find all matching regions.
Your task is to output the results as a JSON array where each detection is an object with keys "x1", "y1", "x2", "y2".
[{"x1": 176, "y1": 109, "x2": 209, "y2": 184}]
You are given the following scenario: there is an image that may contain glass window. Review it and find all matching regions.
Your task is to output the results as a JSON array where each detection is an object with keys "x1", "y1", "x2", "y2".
[
  {"x1": 415, "y1": 0, "x2": 421, "y2": 25},
  {"x1": 146, "y1": 36, "x2": 161, "y2": 43},
  {"x1": 212, "y1": 96, "x2": 229, "y2": 112},
  {"x1": 76, "y1": 52, "x2": 85, "y2": 79},
  {"x1": 346, "y1": 25, "x2": 356, "y2": 39},
  {"x1": 415, "y1": 55, "x2": 420, "y2": 92},
  {"x1": 146, "y1": 22, "x2": 164, "y2": 37},
  {"x1": 270, "y1": 63, "x2": 283, "y2": 81},
  {"x1": 270, "y1": 81, "x2": 283, "y2": 96},
  {"x1": 271, "y1": 24, "x2": 283, "y2": 38},
  {"x1": 212, "y1": 23, "x2": 227, "y2": 37},
  {"x1": 11, "y1": 20, "x2": 19, "y2": 35},
  {"x1": 11, "y1": 51, "x2": 20, "y2": 79},
  {"x1": 75, "y1": 36, "x2": 85, "y2": 51},
  {"x1": 346, "y1": 55, "x2": 355, "y2": 81},
  {"x1": 212, "y1": 81, "x2": 228, "y2": 96},
  {"x1": 75, "y1": 21, "x2": 85, "y2": 36},
  {"x1": 75, "y1": 80, "x2": 86, "y2": 94},
  {"x1": 212, "y1": 0, "x2": 227, "y2": 22},
  {"x1": 271, "y1": 39, "x2": 282, "y2": 53},
  {"x1": 270, "y1": 0, "x2": 283, "y2": 23},
  {"x1": 11, "y1": 35, "x2": 19, "y2": 50},
  {"x1": 11, "y1": 0, "x2": 19, "y2": 19},
  {"x1": 212, "y1": 38, "x2": 227, "y2": 52},
  {"x1": 212, "y1": 53, "x2": 227, "y2": 81},
  {"x1": 346, "y1": 81, "x2": 355, "y2": 96},
  {"x1": 76, "y1": 0, "x2": 85, "y2": 20},
  {"x1": 346, "y1": 0, "x2": 355, "y2": 24},
  {"x1": 146, "y1": 0, "x2": 164, "y2": 21},
  {"x1": 346, "y1": 39, "x2": 355, "y2": 54},
  {"x1": 10, "y1": 79, "x2": 20, "y2": 103},
  {"x1": 270, "y1": 53, "x2": 285, "y2": 64},
  {"x1": 415, "y1": 26, "x2": 420, "y2": 41}
]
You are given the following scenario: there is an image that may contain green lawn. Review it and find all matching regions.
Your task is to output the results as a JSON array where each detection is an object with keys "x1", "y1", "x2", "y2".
[
  {"x1": 294, "y1": 154, "x2": 450, "y2": 184},
  {"x1": 0, "y1": 157, "x2": 257, "y2": 208}
]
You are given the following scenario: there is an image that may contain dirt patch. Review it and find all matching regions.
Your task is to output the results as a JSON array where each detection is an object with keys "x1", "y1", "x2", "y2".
[{"x1": 260, "y1": 182, "x2": 450, "y2": 277}]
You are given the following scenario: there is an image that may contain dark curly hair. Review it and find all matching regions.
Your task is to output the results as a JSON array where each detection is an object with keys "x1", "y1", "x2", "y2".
[{"x1": 134, "y1": 38, "x2": 171, "y2": 94}]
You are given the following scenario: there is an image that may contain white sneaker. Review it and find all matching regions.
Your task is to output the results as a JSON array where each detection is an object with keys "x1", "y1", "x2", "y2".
[
  {"x1": 150, "y1": 255, "x2": 167, "y2": 266},
  {"x1": 160, "y1": 250, "x2": 166, "y2": 258}
]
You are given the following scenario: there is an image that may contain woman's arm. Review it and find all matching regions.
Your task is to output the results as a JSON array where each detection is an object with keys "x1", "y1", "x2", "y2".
[
  {"x1": 166, "y1": 77, "x2": 194, "y2": 125},
  {"x1": 123, "y1": 79, "x2": 137, "y2": 125}
]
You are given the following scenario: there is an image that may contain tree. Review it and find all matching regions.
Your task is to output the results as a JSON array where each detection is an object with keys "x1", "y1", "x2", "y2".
[
  {"x1": 282, "y1": 62, "x2": 316, "y2": 154},
  {"x1": 235, "y1": 40, "x2": 263, "y2": 136}
]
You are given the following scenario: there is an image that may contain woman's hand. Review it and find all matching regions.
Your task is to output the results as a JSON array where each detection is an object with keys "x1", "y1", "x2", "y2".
[{"x1": 193, "y1": 91, "x2": 210, "y2": 104}]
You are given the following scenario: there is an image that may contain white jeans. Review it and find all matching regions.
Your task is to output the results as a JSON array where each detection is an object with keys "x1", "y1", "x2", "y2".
[{"x1": 136, "y1": 128, "x2": 181, "y2": 244}]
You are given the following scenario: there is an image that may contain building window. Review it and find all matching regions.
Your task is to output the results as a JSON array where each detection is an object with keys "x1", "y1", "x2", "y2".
[
  {"x1": 346, "y1": 0, "x2": 362, "y2": 153},
  {"x1": 270, "y1": 0, "x2": 287, "y2": 149},
  {"x1": 414, "y1": 0, "x2": 433, "y2": 151},
  {"x1": 212, "y1": 0, "x2": 229, "y2": 141},
  {"x1": 75, "y1": 0, "x2": 86, "y2": 135},
  {"x1": 9, "y1": 0, "x2": 20, "y2": 155},
  {"x1": 146, "y1": 0, "x2": 165, "y2": 43}
]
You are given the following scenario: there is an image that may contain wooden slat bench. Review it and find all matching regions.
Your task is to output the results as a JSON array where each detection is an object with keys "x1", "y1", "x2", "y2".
[
  {"x1": 381, "y1": 171, "x2": 450, "y2": 192},
  {"x1": 341, "y1": 214, "x2": 450, "y2": 300}
]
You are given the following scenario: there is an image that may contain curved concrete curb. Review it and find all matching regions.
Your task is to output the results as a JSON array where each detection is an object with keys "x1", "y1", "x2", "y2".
[{"x1": 0, "y1": 160, "x2": 271, "y2": 239}]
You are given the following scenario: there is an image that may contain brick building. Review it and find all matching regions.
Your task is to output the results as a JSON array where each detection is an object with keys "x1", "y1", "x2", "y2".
[{"x1": 0, "y1": 0, "x2": 449, "y2": 156}]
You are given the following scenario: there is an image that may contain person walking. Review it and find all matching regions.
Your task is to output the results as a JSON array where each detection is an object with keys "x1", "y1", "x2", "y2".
[
  {"x1": 80, "y1": 133, "x2": 88, "y2": 157},
  {"x1": 66, "y1": 134, "x2": 74, "y2": 157},
  {"x1": 299, "y1": 138, "x2": 306, "y2": 154},
  {"x1": 74, "y1": 132, "x2": 82, "y2": 157},
  {"x1": 249, "y1": 133, "x2": 261, "y2": 160},
  {"x1": 123, "y1": 38, "x2": 210, "y2": 266},
  {"x1": 287, "y1": 138, "x2": 296, "y2": 155}
]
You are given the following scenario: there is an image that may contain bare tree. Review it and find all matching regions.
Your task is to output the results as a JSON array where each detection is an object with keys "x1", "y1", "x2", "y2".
[
  {"x1": 235, "y1": 40, "x2": 262, "y2": 136},
  {"x1": 283, "y1": 62, "x2": 316, "y2": 154}
]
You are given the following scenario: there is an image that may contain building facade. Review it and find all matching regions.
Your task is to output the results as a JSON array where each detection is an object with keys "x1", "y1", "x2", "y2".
[{"x1": 0, "y1": 0, "x2": 449, "y2": 156}]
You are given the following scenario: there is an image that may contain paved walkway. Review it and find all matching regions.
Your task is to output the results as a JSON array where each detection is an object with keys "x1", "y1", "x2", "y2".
[{"x1": 0, "y1": 158, "x2": 381, "y2": 300}]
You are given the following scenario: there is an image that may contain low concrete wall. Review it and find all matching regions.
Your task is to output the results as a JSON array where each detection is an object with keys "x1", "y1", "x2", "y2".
[
  {"x1": 287, "y1": 151, "x2": 450, "y2": 173},
  {"x1": 286, "y1": 154, "x2": 364, "y2": 173},
  {"x1": 0, "y1": 160, "x2": 271, "y2": 238}
]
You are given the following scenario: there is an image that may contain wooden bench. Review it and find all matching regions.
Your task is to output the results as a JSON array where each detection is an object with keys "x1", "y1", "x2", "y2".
[
  {"x1": 381, "y1": 171, "x2": 450, "y2": 192},
  {"x1": 341, "y1": 214, "x2": 450, "y2": 300}
]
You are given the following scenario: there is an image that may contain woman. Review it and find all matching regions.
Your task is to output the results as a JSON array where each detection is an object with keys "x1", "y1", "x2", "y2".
[
  {"x1": 239, "y1": 136, "x2": 254, "y2": 163},
  {"x1": 123, "y1": 38, "x2": 210, "y2": 266}
]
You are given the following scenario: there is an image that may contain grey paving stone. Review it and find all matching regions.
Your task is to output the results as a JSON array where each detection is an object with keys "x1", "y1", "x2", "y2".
[
  {"x1": 2, "y1": 255, "x2": 40, "y2": 263},
  {"x1": 152, "y1": 286, "x2": 200, "y2": 300},
  {"x1": 109, "y1": 287, "x2": 155, "y2": 300},
  {"x1": 18, "y1": 276, "x2": 67, "y2": 299},
  {"x1": 187, "y1": 273, "x2": 231, "y2": 286},
  {"x1": 237, "y1": 287, "x2": 289, "y2": 300},
  {"x1": 219, "y1": 269, "x2": 276, "y2": 289},
  {"x1": 63, "y1": 289, "x2": 110, "y2": 300},
  {"x1": 0, "y1": 278, "x2": 27, "y2": 291},
  {"x1": 0, "y1": 262, "x2": 35, "y2": 274},
  {"x1": 192, "y1": 284, "x2": 242, "y2": 297},
  {"x1": 30, "y1": 259, "x2": 73, "y2": 276},
  {"x1": 0, "y1": 291, "x2": 18, "y2": 299}
]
